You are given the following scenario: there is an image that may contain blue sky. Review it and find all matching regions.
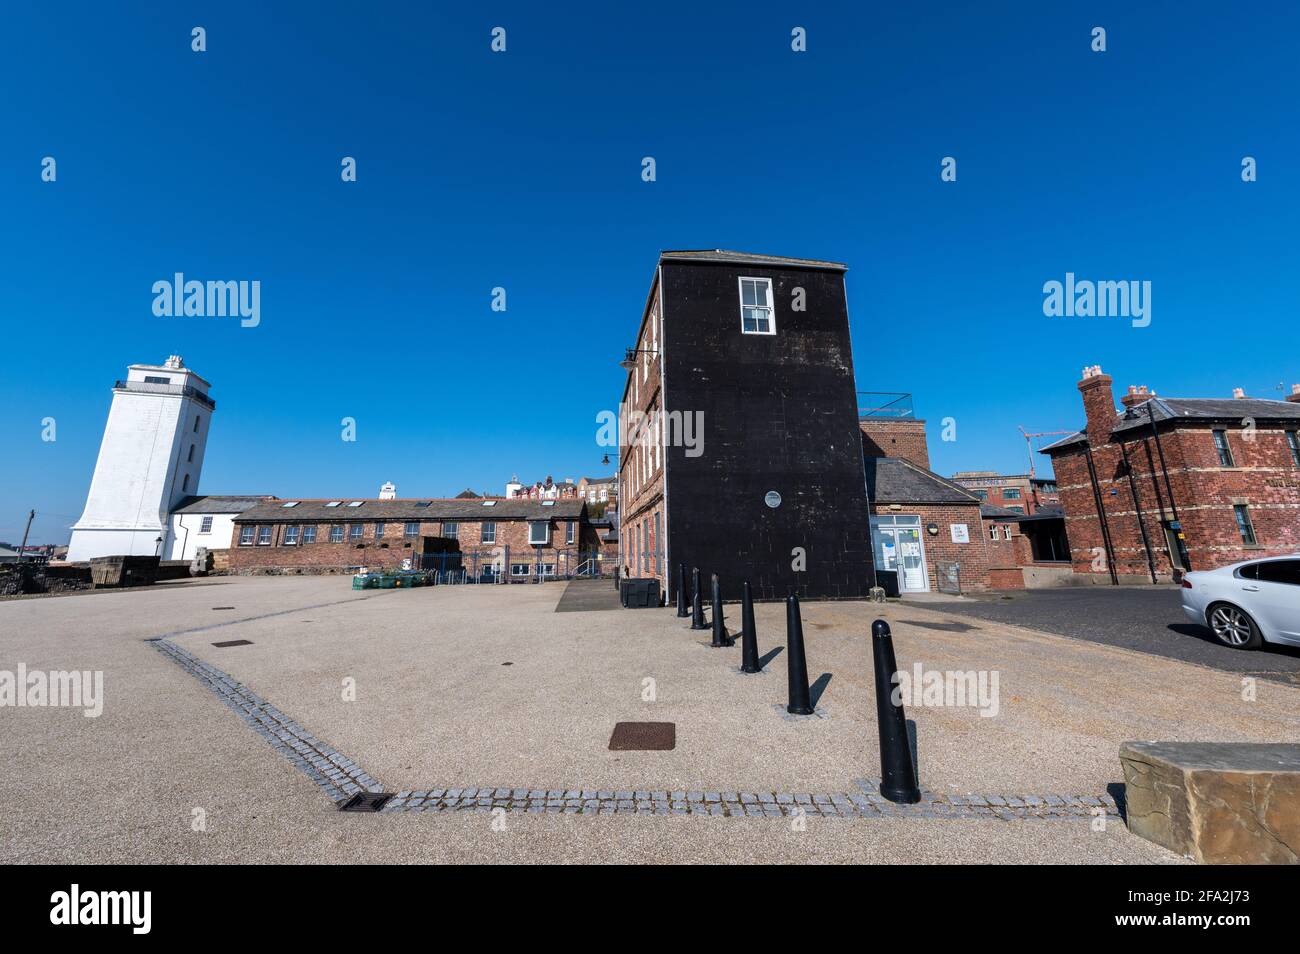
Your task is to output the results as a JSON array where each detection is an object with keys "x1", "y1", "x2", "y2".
[{"x1": 2, "y1": 1, "x2": 1296, "y2": 543}]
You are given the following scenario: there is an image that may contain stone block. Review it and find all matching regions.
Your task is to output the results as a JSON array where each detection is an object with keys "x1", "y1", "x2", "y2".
[{"x1": 1119, "y1": 741, "x2": 1300, "y2": 864}]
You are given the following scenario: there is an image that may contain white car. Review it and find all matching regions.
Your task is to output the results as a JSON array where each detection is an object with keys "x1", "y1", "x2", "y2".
[{"x1": 1180, "y1": 556, "x2": 1300, "y2": 649}]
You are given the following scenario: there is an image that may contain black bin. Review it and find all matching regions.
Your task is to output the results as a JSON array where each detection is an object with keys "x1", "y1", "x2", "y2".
[
  {"x1": 875, "y1": 569, "x2": 900, "y2": 598},
  {"x1": 620, "y1": 577, "x2": 661, "y2": 608}
]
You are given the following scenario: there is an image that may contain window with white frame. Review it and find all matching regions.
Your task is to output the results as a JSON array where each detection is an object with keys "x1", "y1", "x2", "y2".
[
  {"x1": 256, "y1": 525, "x2": 272, "y2": 545},
  {"x1": 330, "y1": 525, "x2": 344, "y2": 543},
  {"x1": 566, "y1": 520, "x2": 575, "y2": 545},
  {"x1": 529, "y1": 521, "x2": 549, "y2": 545},
  {"x1": 481, "y1": 522, "x2": 496, "y2": 544},
  {"x1": 511, "y1": 563, "x2": 530, "y2": 577},
  {"x1": 349, "y1": 524, "x2": 363, "y2": 541},
  {"x1": 443, "y1": 521, "x2": 458, "y2": 539},
  {"x1": 284, "y1": 525, "x2": 300, "y2": 545},
  {"x1": 375, "y1": 522, "x2": 385, "y2": 539},
  {"x1": 239, "y1": 525, "x2": 255, "y2": 546},
  {"x1": 1002, "y1": 525, "x2": 1012, "y2": 540},
  {"x1": 739, "y1": 277, "x2": 775, "y2": 334},
  {"x1": 199, "y1": 516, "x2": 213, "y2": 534},
  {"x1": 303, "y1": 525, "x2": 317, "y2": 544}
]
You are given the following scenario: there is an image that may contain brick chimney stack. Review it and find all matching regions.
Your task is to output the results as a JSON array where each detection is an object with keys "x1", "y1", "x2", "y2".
[
  {"x1": 1287, "y1": 384, "x2": 1300, "y2": 404},
  {"x1": 1233, "y1": 387, "x2": 1247, "y2": 399},
  {"x1": 1078, "y1": 365, "x2": 1118, "y2": 445},
  {"x1": 1120, "y1": 384, "x2": 1155, "y2": 409}
]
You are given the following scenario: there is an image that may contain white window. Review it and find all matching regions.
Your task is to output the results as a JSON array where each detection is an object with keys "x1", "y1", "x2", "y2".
[
  {"x1": 239, "y1": 526, "x2": 254, "y2": 546},
  {"x1": 349, "y1": 524, "x2": 363, "y2": 541},
  {"x1": 284, "y1": 525, "x2": 300, "y2": 545},
  {"x1": 566, "y1": 520, "x2": 576, "y2": 544},
  {"x1": 256, "y1": 526, "x2": 272, "y2": 545},
  {"x1": 481, "y1": 522, "x2": 496, "y2": 543},
  {"x1": 511, "y1": 563, "x2": 531, "y2": 577},
  {"x1": 330, "y1": 525, "x2": 344, "y2": 543},
  {"x1": 199, "y1": 516, "x2": 213, "y2": 534},
  {"x1": 739, "y1": 277, "x2": 775, "y2": 334},
  {"x1": 529, "y1": 521, "x2": 549, "y2": 545},
  {"x1": 1002, "y1": 525, "x2": 1012, "y2": 540}
]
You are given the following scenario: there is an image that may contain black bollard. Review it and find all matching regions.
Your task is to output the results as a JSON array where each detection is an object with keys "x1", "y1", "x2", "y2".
[
  {"x1": 690, "y1": 568, "x2": 707, "y2": 630},
  {"x1": 709, "y1": 574, "x2": 732, "y2": 647},
  {"x1": 785, "y1": 595, "x2": 813, "y2": 714},
  {"x1": 740, "y1": 581, "x2": 760, "y2": 673},
  {"x1": 870, "y1": 619, "x2": 921, "y2": 804},
  {"x1": 676, "y1": 563, "x2": 689, "y2": 618}
]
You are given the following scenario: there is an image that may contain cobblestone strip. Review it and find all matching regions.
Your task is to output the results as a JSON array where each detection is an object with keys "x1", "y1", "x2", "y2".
[
  {"x1": 153, "y1": 637, "x2": 1119, "y2": 821},
  {"x1": 151, "y1": 638, "x2": 383, "y2": 803},
  {"x1": 380, "y1": 786, "x2": 1120, "y2": 820}
]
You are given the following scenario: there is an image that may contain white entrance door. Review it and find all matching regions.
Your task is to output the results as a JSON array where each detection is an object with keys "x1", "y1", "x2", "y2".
[{"x1": 872, "y1": 516, "x2": 930, "y2": 592}]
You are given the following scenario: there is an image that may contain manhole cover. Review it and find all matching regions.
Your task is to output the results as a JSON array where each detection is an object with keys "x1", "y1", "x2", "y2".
[
  {"x1": 212, "y1": 639, "x2": 254, "y2": 647},
  {"x1": 339, "y1": 792, "x2": 393, "y2": 813},
  {"x1": 609, "y1": 721, "x2": 676, "y2": 751}
]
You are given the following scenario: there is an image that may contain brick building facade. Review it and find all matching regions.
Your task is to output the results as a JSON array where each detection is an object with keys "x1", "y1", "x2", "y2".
[
  {"x1": 861, "y1": 416, "x2": 995, "y2": 593},
  {"x1": 1042, "y1": 367, "x2": 1300, "y2": 583},
  {"x1": 227, "y1": 497, "x2": 596, "y2": 578},
  {"x1": 619, "y1": 250, "x2": 875, "y2": 601}
]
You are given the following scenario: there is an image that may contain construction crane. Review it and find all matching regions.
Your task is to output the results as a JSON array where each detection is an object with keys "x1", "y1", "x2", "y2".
[{"x1": 1018, "y1": 426, "x2": 1075, "y2": 479}]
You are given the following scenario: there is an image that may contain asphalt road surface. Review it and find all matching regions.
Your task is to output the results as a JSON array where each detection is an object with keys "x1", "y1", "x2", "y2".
[{"x1": 923, "y1": 586, "x2": 1300, "y2": 685}]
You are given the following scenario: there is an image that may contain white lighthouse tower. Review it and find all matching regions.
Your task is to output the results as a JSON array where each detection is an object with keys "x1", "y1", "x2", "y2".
[{"x1": 67, "y1": 356, "x2": 215, "y2": 561}]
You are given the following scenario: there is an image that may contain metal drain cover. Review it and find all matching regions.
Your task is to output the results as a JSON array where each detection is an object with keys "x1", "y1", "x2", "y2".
[
  {"x1": 609, "y1": 721, "x2": 676, "y2": 751},
  {"x1": 340, "y1": 792, "x2": 393, "y2": 813},
  {"x1": 212, "y1": 639, "x2": 253, "y2": 647}
]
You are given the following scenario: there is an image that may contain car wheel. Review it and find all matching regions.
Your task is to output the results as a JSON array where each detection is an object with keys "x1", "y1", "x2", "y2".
[{"x1": 1207, "y1": 603, "x2": 1263, "y2": 649}]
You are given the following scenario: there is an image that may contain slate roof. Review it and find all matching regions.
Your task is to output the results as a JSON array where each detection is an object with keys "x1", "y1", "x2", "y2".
[
  {"x1": 864, "y1": 456, "x2": 981, "y2": 506},
  {"x1": 1042, "y1": 395, "x2": 1300, "y2": 455},
  {"x1": 172, "y1": 495, "x2": 274, "y2": 514},
  {"x1": 1114, "y1": 397, "x2": 1300, "y2": 434},
  {"x1": 980, "y1": 503, "x2": 1027, "y2": 520},
  {"x1": 659, "y1": 249, "x2": 847, "y2": 272},
  {"x1": 233, "y1": 497, "x2": 586, "y2": 523},
  {"x1": 1015, "y1": 504, "x2": 1066, "y2": 523}
]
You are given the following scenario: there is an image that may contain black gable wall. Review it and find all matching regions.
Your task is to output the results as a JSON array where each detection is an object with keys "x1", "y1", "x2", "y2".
[{"x1": 661, "y1": 261, "x2": 874, "y2": 600}]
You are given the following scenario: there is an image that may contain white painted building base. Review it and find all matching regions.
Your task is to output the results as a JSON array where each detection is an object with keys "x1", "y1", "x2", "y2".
[{"x1": 65, "y1": 527, "x2": 166, "y2": 562}]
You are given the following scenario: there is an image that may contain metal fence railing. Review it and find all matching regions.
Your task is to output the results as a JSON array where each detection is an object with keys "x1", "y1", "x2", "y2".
[{"x1": 409, "y1": 548, "x2": 610, "y2": 583}]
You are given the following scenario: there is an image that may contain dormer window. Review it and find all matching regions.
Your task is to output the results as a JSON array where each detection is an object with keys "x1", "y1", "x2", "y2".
[{"x1": 739, "y1": 277, "x2": 775, "y2": 334}]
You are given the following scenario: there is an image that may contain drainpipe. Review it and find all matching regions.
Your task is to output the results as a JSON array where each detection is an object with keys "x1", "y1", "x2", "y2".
[
  {"x1": 1082, "y1": 444, "x2": 1119, "y2": 585},
  {"x1": 1147, "y1": 401, "x2": 1191, "y2": 571},
  {"x1": 1119, "y1": 439, "x2": 1158, "y2": 584}
]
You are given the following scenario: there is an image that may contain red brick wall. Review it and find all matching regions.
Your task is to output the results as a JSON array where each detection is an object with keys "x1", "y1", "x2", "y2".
[
  {"x1": 1052, "y1": 414, "x2": 1300, "y2": 580},
  {"x1": 860, "y1": 419, "x2": 930, "y2": 469},
  {"x1": 226, "y1": 516, "x2": 591, "y2": 575},
  {"x1": 620, "y1": 283, "x2": 667, "y2": 590},
  {"x1": 871, "y1": 502, "x2": 991, "y2": 592}
]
